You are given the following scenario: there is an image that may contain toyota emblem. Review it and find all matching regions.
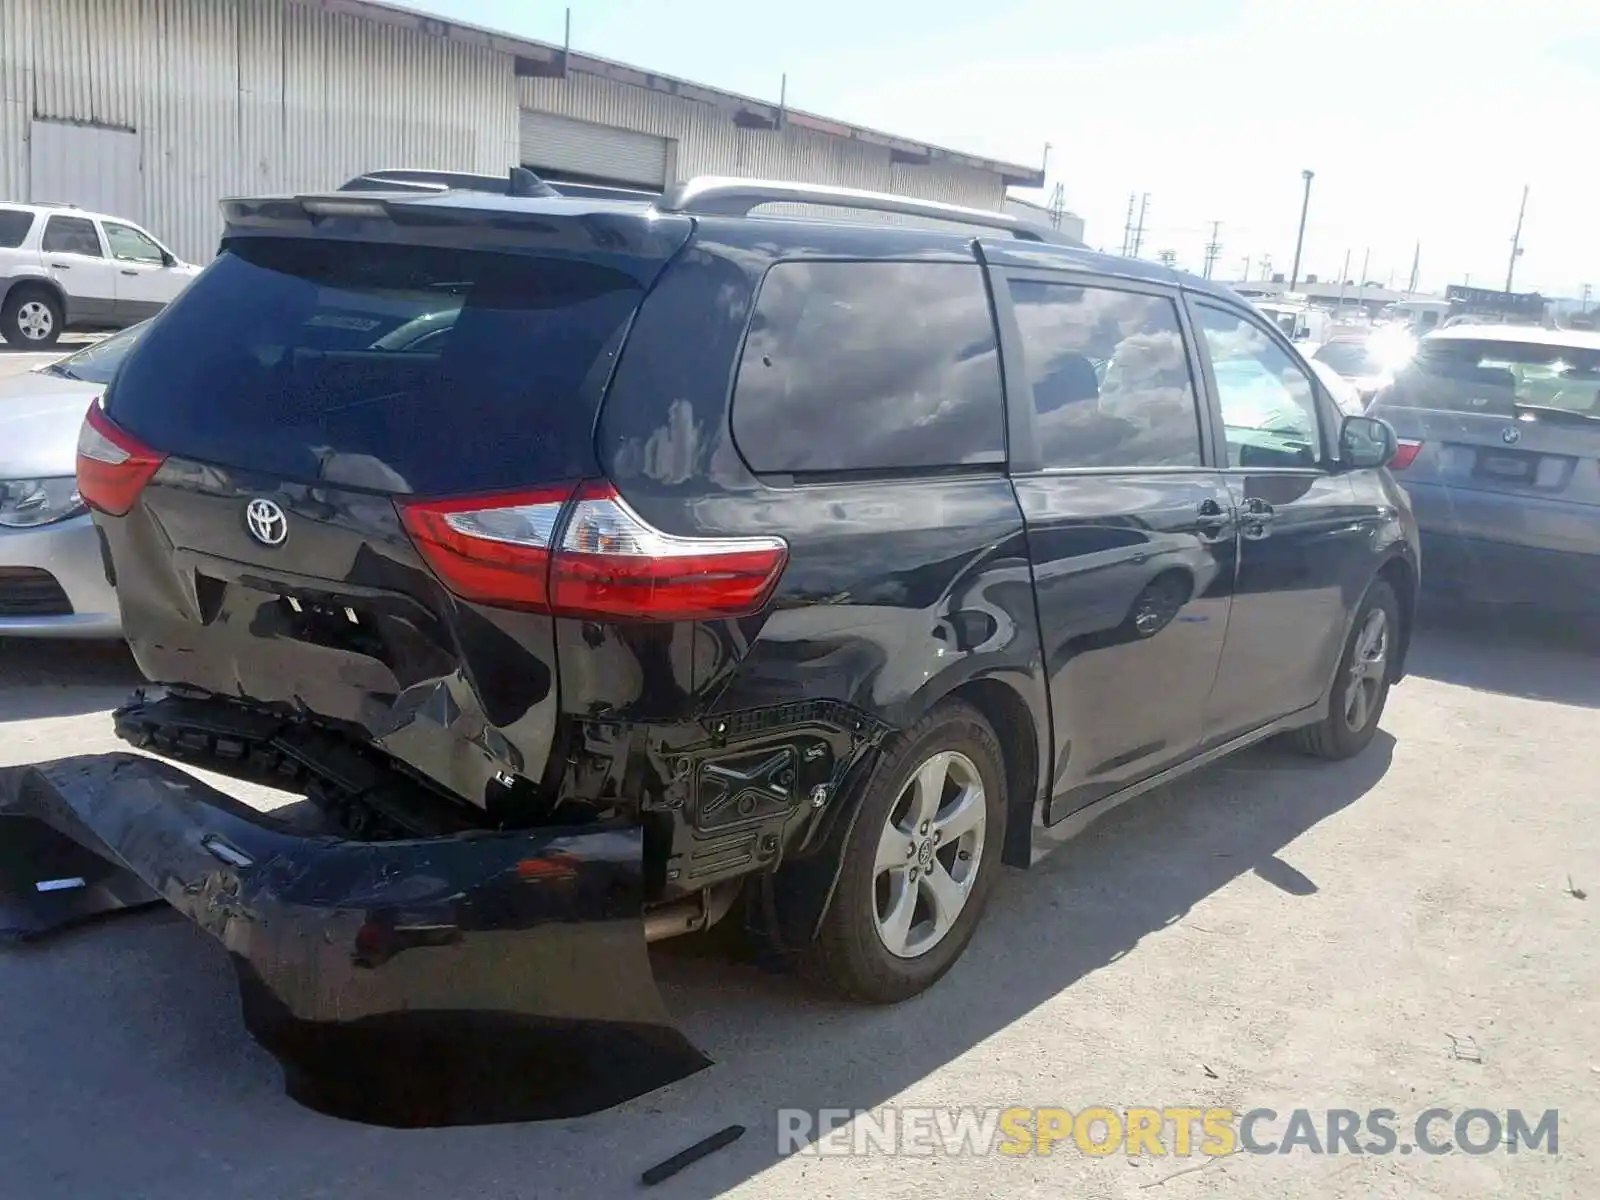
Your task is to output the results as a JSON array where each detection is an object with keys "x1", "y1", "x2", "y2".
[
  {"x1": 1501, "y1": 425, "x2": 1521, "y2": 445},
  {"x1": 245, "y1": 498, "x2": 288, "y2": 547}
]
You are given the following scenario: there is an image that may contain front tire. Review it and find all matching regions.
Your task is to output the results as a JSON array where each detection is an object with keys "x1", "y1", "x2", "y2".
[
  {"x1": 1291, "y1": 578, "x2": 1399, "y2": 760},
  {"x1": 801, "y1": 700, "x2": 1008, "y2": 1003},
  {"x1": 0, "y1": 286, "x2": 64, "y2": 348}
]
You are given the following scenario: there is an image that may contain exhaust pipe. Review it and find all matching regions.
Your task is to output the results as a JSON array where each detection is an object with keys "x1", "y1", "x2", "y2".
[{"x1": 643, "y1": 882, "x2": 740, "y2": 943}]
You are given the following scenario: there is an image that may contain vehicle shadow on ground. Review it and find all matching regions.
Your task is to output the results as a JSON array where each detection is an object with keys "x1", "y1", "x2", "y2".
[
  {"x1": 0, "y1": 731, "x2": 1393, "y2": 1199},
  {"x1": 0, "y1": 640, "x2": 142, "y2": 720},
  {"x1": 1407, "y1": 601, "x2": 1600, "y2": 708}
]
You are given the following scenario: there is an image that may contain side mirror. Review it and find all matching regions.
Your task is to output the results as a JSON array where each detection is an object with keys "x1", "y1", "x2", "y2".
[
  {"x1": 160, "y1": 250, "x2": 177, "y2": 268},
  {"x1": 1340, "y1": 414, "x2": 1398, "y2": 469}
]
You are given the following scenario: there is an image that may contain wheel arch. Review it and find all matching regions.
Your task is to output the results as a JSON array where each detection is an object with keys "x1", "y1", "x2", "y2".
[
  {"x1": 1, "y1": 275, "x2": 68, "y2": 321},
  {"x1": 763, "y1": 670, "x2": 1049, "y2": 952}
]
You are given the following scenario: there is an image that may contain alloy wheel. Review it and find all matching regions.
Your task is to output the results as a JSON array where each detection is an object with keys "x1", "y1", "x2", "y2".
[
  {"x1": 1343, "y1": 607, "x2": 1389, "y2": 732},
  {"x1": 871, "y1": 750, "x2": 987, "y2": 959},
  {"x1": 16, "y1": 300, "x2": 54, "y2": 341}
]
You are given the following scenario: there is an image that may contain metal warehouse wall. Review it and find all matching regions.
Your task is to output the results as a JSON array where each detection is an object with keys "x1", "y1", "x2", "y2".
[
  {"x1": 0, "y1": 0, "x2": 1008, "y2": 264},
  {"x1": 516, "y1": 74, "x2": 1006, "y2": 212},
  {"x1": 0, "y1": 0, "x2": 517, "y2": 262}
]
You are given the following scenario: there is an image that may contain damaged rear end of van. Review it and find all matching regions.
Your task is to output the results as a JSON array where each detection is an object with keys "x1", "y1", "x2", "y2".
[{"x1": 0, "y1": 182, "x2": 872, "y2": 1126}]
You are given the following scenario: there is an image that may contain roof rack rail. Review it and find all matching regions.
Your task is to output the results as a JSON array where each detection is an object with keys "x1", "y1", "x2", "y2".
[
  {"x1": 338, "y1": 167, "x2": 559, "y2": 198},
  {"x1": 658, "y1": 176, "x2": 1080, "y2": 245}
]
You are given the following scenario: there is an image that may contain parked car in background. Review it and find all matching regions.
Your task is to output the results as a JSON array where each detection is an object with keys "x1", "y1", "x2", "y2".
[
  {"x1": 0, "y1": 203, "x2": 198, "y2": 347},
  {"x1": 1368, "y1": 323, "x2": 1600, "y2": 611},
  {"x1": 1309, "y1": 357, "x2": 1367, "y2": 415},
  {"x1": 1313, "y1": 328, "x2": 1418, "y2": 407},
  {"x1": 0, "y1": 322, "x2": 147, "y2": 636}
]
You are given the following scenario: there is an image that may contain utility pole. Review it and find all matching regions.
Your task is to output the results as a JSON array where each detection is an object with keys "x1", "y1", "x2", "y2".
[
  {"x1": 1336, "y1": 248, "x2": 1351, "y2": 309},
  {"x1": 1505, "y1": 184, "x2": 1529, "y2": 293},
  {"x1": 1359, "y1": 247, "x2": 1370, "y2": 288},
  {"x1": 1157, "y1": 249, "x2": 1177, "y2": 268},
  {"x1": 1407, "y1": 242, "x2": 1421, "y2": 294},
  {"x1": 1130, "y1": 193, "x2": 1150, "y2": 258},
  {"x1": 1288, "y1": 168, "x2": 1314, "y2": 289},
  {"x1": 1120, "y1": 192, "x2": 1137, "y2": 257},
  {"x1": 1239, "y1": 255, "x2": 1251, "y2": 281},
  {"x1": 1202, "y1": 221, "x2": 1222, "y2": 279},
  {"x1": 1582, "y1": 283, "x2": 1593, "y2": 313},
  {"x1": 1258, "y1": 253, "x2": 1274, "y2": 280}
]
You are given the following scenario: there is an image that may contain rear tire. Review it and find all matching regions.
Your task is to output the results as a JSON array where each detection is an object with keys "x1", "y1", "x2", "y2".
[
  {"x1": 0, "y1": 286, "x2": 63, "y2": 348},
  {"x1": 1291, "y1": 578, "x2": 1399, "y2": 760},
  {"x1": 801, "y1": 700, "x2": 1007, "y2": 1003}
]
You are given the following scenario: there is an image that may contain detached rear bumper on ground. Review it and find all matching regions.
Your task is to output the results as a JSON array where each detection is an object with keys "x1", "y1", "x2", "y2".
[{"x1": 0, "y1": 752, "x2": 709, "y2": 1127}]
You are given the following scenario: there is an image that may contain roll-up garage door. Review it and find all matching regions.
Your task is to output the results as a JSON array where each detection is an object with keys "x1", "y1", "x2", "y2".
[{"x1": 518, "y1": 111, "x2": 670, "y2": 189}]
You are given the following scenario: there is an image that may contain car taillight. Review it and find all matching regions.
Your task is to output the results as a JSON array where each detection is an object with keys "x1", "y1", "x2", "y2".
[
  {"x1": 397, "y1": 485, "x2": 573, "y2": 613},
  {"x1": 550, "y1": 482, "x2": 788, "y2": 620},
  {"x1": 75, "y1": 400, "x2": 166, "y2": 516},
  {"x1": 1391, "y1": 439, "x2": 1423, "y2": 470},
  {"x1": 399, "y1": 482, "x2": 788, "y2": 620}
]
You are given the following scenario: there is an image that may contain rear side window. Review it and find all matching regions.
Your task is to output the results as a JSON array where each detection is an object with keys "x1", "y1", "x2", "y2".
[
  {"x1": 41, "y1": 215, "x2": 102, "y2": 256},
  {"x1": 0, "y1": 208, "x2": 34, "y2": 248},
  {"x1": 1008, "y1": 279, "x2": 1203, "y2": 469},
  {"x1": 106, "y1": 238, "x2": 643, "y2": 494},
  {"x1": 731, "y1": 260, "x2": 1004, "y2": 474}
]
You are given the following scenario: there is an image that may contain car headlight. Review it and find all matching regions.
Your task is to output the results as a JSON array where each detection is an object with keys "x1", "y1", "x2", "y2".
[{"x1": 0, "y1": 477, "x2": 88, "y2": 528}]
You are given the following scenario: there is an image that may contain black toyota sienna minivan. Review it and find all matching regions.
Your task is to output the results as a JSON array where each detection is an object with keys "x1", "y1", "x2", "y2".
[{"x1": 66, "y1": 170, "x2": 1417, "y2": 1120}]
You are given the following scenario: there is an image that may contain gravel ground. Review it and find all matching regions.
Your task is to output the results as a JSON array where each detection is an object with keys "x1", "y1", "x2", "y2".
[{"x1": 1, "y1": 354, "x2": 1594, "y2": 1199}]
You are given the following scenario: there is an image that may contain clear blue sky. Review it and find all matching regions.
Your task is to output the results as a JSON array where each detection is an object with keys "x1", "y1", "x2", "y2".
[{"x1": 402, "y1": 0, "x2": 1597, "y2": 298}]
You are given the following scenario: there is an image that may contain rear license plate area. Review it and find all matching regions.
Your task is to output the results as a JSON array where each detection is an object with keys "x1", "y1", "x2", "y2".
[{"x1": 1474, "y1": 450, "x2": 1536, "y2": 483}]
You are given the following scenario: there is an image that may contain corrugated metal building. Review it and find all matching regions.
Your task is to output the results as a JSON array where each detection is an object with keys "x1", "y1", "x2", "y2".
[{"x1": 0, "y1": 0, "x2": 1043, "y2": 263}]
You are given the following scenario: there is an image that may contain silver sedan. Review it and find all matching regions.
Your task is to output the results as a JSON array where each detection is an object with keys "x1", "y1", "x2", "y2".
[{"x1": 0, "y1": 324, "x2": 147, "y2": 637}]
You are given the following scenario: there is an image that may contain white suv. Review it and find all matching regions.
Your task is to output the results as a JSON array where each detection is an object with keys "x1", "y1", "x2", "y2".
[{"x1": 0, "y1": 203, "x2": 200, "y2": 347}]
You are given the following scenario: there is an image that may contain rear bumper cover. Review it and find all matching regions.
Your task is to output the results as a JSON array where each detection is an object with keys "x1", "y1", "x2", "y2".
[{"x1": 0, "y1": 753, "x2": 708, "y2": 1126}]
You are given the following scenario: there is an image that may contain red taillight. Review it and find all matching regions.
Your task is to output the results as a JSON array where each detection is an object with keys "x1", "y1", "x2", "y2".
[
  {"x1": 398, "y1": 481, "x2": 789, "y2": 621},
  {"x1": 1391, "y1": 438, "x2": 1423, "y2": 471},
  {"x1": 397, "y1": 485, "x2": 573, "y2": 612},
  {"x1": 550, "y1": 482, "x2": 788, "y2": 620},
  {"x1": 76, "y1": 400, "x2": 166, "y2": 516}
]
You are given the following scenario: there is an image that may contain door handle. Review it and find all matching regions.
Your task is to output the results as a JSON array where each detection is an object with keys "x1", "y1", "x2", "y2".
[
  {"x1": 49, "y1": 262, "x2": 71, "y2": 269},
  {"x1": 120, "y1": 268, "x2": 138, "y2": 276},
  {"x1": 1241, "y1": 497, "x2": 1274, "y2": 540}
]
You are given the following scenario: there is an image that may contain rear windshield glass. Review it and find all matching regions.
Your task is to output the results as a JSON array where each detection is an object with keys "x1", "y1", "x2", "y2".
[
  {"x1": 106, "y1": 238, "x2": 643, "y2": 493},
  {"x1": 1313, "y1": 340, "x2": 1383, "y2": 376},
  {"x1": 1382, "y1": 338, "x2": 1600, "y2": 420},
  {"x1": 44, "y1": 321, "x2": 148, "y2": 385}
]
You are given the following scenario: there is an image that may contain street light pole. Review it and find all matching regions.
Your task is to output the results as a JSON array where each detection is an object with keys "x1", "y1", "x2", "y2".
[{"x1": 1289, "y1": 169, "x2": 1314, "y2": 290}]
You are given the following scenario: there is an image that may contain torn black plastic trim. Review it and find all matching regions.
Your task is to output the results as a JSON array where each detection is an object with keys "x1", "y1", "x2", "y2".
[{"x1": 0, "y1": 754, "x2": 709, "y2": 1127}]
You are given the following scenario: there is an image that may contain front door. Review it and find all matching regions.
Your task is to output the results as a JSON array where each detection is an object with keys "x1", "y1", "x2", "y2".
[
  {"x1": 40, "y1": 213, "x2": 117, "y2": 326},
  {"x1": 1188, "y1": 299, "x2": 1370, "y2": 744},
  {"x1": 999, "y1": 271, "x2": 1237, "y2": 821},
  {"x1": 103, "y1": 220, "x2": 184, "y2": 321}
]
